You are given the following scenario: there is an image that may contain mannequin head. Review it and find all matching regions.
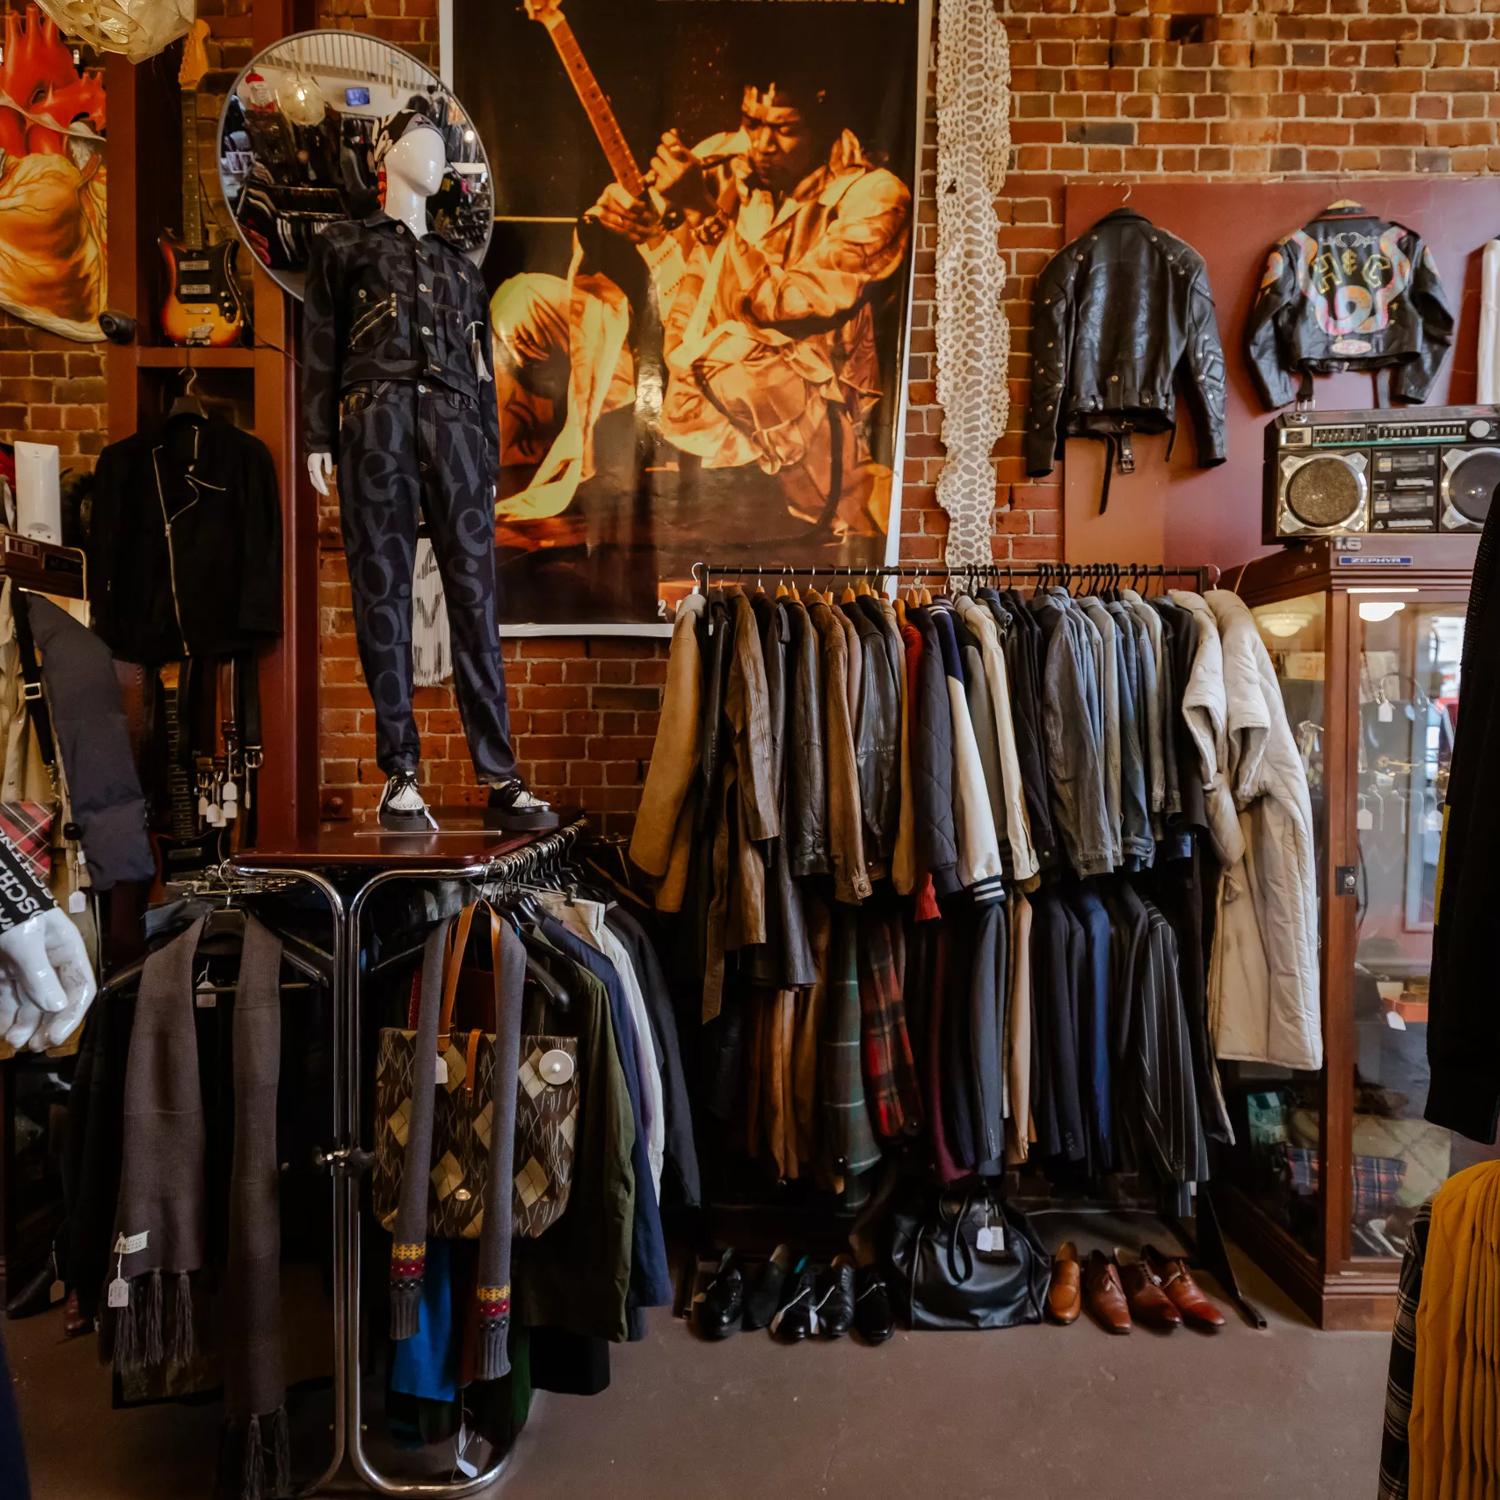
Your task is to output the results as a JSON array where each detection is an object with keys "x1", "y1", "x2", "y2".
[{"x1": 382, "y1": 118, "x2": 446, "y2": 199}]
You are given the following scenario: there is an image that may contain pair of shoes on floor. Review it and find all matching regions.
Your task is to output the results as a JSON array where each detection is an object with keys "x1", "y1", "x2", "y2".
[
  {"x1": 695, "y1": 1247, "x2": 895, "y2": 1345},
  {"x1": 1049, "y1": 1241, "x2": 1225, "y2": 1334},
  {"x1": 377, "y1": 772, "x2": 558, "y2": 833}
]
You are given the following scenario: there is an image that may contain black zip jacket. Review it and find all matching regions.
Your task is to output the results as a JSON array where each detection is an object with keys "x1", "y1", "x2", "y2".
[
  {"x1": 1247, "y1": 202, "x2": 1455, "y2": 409},
  {"x1": 301, "y1": 212, "x2": 500, "y2": 475},
  {"x1": 87, "y1": 415, "x2": 282, "y2": 664},
  {"x1": 1025, "y1": 208, "x2": 1228, "y2": 481}
]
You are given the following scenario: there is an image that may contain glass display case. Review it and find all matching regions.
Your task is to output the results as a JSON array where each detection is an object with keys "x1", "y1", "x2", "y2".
[{"x1": 1215, "y1": 536, "x2": 1500, "y2": 1328}]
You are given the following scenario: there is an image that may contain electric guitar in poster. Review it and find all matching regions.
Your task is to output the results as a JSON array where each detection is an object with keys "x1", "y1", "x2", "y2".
[{"x1": 159, "y1": 19, "x2": 246, "y2": 347}]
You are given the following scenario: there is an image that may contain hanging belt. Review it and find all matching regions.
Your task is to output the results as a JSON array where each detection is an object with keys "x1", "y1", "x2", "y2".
[{"x1": 1095, "y1": 427, "x2": 1136, "y2": 515}]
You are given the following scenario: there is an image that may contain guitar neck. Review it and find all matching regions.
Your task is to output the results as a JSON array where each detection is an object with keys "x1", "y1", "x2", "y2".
[
  {"x1": 541, "y1": 16, "x2": 645, "y2": 198},
  {"x1": 181, "y1": 86, "x2": 203, "y2": 245}
]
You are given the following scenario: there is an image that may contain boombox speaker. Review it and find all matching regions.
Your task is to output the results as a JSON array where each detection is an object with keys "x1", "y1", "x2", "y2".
[{"x1": 1266, "y1": 405, "x2": 1500, "y2": 541}]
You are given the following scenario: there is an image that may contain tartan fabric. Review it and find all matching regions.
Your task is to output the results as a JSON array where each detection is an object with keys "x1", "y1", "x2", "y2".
[
  {"x1": 1355, "y1": 1154, "x2": 1407, "y2": 1224},
  {"x1": 1278, "y1": 1144, "x2": 1405, "y2": 1222},
  {"x1": 0, "y1": 801, "x2": 52, "y2": 882},
  {"x1": 1378, "y1": 1199, "x2": 1432, "y2": 1500},
  {"x1": 856, "y1": 906, "x2": 923, "y2": 1140},
  {"x1": 821, "y1": 905, "x2": 882, "y2": 1184}
]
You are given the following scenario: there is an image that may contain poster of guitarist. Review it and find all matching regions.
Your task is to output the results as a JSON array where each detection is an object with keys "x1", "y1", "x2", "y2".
[{"x1": 453, "y1": 0, "x2": 922, "y2": 628}]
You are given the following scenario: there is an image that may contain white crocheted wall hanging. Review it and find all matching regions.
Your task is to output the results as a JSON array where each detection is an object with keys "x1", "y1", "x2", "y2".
[{"x1": 933, "y1": 0, "x2": 1012, "y2": 567}]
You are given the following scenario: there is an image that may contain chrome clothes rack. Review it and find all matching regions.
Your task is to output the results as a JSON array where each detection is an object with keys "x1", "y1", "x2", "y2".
[
  {"x1": 230, "y1": 817, "x2": 587, "y2": 1498},
  {"x1": 690, "y1": 558, "x2": 1222, "y2": 593}
]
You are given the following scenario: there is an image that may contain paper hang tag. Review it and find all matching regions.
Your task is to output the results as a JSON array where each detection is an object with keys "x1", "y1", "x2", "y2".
[
  {"x1": 1378, "y1": 701, "x2": 1394, "y2": 723},
  {"x1": 976, "y1": 1224, "x2": 1006, "y2": 1255},
  {"x1": 48, "y1": 1278, "x2": 64, "y2": 1306},
  {"x1": 1357, "y1": 806, "x2": 1374, "y2": 831},
  {"x1": 67, "y1": 889, "x2": 86, "y2": 914},
  {"x1": 107, "y1": 1277, "x2": 129, "y2": 1309},
  {"x1": 454, "y1": 1422, "x2": 479, "y2": 1480},
  {"x1": 196, "y1": 987, "x2": 217, "y2": 1009},
  {"x1": 435, "y1": 1053, "x2": 448, "y2": 1088},
  {"x1": 121, "y1": 1230, "x2": 149, "y2": 1255}
]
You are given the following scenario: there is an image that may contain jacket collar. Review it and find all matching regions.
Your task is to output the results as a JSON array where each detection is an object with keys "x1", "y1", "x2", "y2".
[
  {"x1": 358, "y1": 209, "x2": 464, "y2": 249},
  {"x1": 1100, "y1": 206, "x2": 1150, "y2": 225}
]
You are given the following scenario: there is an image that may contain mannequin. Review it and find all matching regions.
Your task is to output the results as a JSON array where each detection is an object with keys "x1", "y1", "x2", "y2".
[
  {"x1": 300, "y1": 105, "x2": 556, "y2": 833},
  {"x1": 306, "y1": 123, "x2": 445, "y2": 498}
]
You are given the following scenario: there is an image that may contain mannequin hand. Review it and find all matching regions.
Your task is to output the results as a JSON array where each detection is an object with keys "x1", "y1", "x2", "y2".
[
  {"x1": 307, "y1": 451, "x2": 333, "y2": 496},
  {"x1": 0, "y1": 910, "x2": 96, "y2": 1052}
]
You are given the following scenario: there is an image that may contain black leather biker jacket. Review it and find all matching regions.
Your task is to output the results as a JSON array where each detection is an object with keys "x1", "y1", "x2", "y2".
[
  {"x1": 1246, "y1": 201, "x2": 1455, "y2": 409},
  {"x1": 1025, "y1": 208, "x2": 1228, "y2": 503}
]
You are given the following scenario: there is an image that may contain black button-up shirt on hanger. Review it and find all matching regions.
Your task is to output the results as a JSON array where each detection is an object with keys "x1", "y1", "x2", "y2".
[{"x1": 300, "y1": 212, "x2": 500, "y2": 476}]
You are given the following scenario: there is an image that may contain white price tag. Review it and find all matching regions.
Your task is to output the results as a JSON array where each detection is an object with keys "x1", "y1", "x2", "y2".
[
  {"x1": 107, "y1": 1277, "x2": 129, "y2": 1309},
  {"x1": 67, "y1": 889, "x2": 85, "y2": 914},
  {"x1": 1378, "y1": 701, "x2": 1394, "y2": 723},
  {"x1": 976, "y1": 1225, "x2": 1006, "y2": 1255},
  {"x1": 1385, "y1": 1009, "x2": 1408, "y2": 1032},
  {"x1": 121, "y1": 1231, "x2": 149, "y2": 1255},
  {"x1": 435, "y1": 1054, "x2": 448, "y2": 1088},
  {"x1": 1357, "y1": 806, "x2": 1374, "y2": 831}
]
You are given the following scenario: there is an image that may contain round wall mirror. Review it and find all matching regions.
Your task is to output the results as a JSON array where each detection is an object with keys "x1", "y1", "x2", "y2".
[{"x1": 217, "y1": 29, "x2": 493, "y2": 301}]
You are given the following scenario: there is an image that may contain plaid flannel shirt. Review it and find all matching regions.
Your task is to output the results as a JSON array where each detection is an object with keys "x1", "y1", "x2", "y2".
[
  {"x1": 856, "y1": 907, "x2": 923, "y2": 1141},
  {"x1": 1378, "y1": 1199, "x2": 1432, "y2": 1500}
]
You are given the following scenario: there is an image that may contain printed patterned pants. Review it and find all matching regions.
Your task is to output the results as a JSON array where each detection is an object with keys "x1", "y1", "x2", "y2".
[{"x1": 337, "y1": 379, "x2": 516, "y2": 783}]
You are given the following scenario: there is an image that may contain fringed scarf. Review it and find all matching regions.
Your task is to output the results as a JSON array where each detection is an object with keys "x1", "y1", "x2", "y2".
[
  {"x1": 390, "y1": 908, "x2": 524, "y2": 1381},
  {"x1": 106, "y1": 914, "x2": 290, "y2": 1500}
]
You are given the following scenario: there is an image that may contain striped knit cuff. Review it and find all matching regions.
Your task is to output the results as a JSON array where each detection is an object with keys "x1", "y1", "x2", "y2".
[
  {"x1": 474, "y1": 1283, "x2": 511, "y2": 1381},
  {"x1": 390, "y1": 1241, "x2": 426, "y2": 1341}
]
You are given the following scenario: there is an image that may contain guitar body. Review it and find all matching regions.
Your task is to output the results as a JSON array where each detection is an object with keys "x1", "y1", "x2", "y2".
[{"x1": 159, "y1": 232, "x2": 246, "y2": 347}]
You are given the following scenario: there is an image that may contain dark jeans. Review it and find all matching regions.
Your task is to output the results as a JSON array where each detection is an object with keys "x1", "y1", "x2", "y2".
[{"x1": 337, "y1": 380, "x2": 516, "y2": 783}]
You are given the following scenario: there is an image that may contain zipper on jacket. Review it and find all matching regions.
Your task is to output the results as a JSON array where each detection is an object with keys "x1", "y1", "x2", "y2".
[
  {"x1": 151, "y1": 442, "x2": 192, "y2": 651},
  {"x1": 350, "y1": 292, "x2": 397, "y2": 348}
]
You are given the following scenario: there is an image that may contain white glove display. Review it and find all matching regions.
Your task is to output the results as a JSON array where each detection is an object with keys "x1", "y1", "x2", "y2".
[{"x1": 0, "y1": 906, "x2": 96, "y2": 1051}]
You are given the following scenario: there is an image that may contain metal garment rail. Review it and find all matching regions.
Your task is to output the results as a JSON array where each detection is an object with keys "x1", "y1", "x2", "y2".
[
  {"x1": 231, "y1": 818, "x2": 586, "y2": 1498},
  {"x1": 690, "y1": 559, "x2": 1223, "y2": 593}
]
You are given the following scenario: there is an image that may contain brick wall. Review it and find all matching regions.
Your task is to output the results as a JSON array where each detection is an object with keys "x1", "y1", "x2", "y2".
[{"x1": 0, "y1": 0, "x2": 1492, "y2": 835}]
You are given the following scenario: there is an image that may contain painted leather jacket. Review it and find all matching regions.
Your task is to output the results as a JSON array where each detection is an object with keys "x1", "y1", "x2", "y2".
[
  {"x1": 1246, "y1": 201, "x2": 1455, "y2": 409},
  {"x1": 300, "y1": 212, "x2": 498, "y2": 473}
]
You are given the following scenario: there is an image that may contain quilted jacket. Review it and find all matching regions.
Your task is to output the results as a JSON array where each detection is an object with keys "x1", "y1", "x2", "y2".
[{"x1": 1247, "y1": 201, "x2": 1455, "y2": 409}]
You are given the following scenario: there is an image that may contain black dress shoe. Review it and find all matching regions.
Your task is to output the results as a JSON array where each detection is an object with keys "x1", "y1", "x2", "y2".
[
  {"x1": 695, "y1": 1250, "x2": 745, "y2": 1340},
  {"x1": 854, "y1": 1264, "x2": 895, "y2": 1344},
  {"x1": 770, "y1": 1256, "x2": 819, "y2": 1342},
  {"x1": 742, "y1": 1244, "x2": 795, "y2": 1331},
  {"x1": 817, "y1": 1255, "x2": 857, "y2": 1337}
]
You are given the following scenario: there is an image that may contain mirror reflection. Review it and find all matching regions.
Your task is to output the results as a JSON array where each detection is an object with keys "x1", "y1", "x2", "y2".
[{"x1": 217, "y1": 29, "x2": 492, "y2": 300}]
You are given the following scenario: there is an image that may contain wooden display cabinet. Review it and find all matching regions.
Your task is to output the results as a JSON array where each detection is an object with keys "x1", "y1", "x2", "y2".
[{"x1": 1214, "y1": 535, "x2": 1500, "y2": 1328}]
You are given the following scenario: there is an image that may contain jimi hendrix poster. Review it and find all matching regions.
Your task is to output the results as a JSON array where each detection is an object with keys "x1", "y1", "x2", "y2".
[{"x1": 448, "y1": 0, "x2": 925, "y2": 631}]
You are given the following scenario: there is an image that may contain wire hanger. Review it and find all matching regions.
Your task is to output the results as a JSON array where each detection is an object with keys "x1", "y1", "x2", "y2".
[{"x1": 168, "y1": 360, "x2": 207, "y2": 422}]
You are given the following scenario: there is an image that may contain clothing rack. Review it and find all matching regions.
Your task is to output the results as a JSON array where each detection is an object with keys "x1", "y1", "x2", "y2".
[
  {"x1": 229, "y1": 816, "x2": 587, "y2": 1499},
  {"x1": 691, "y1": 559, "x2": 1222, "y2": 593}
]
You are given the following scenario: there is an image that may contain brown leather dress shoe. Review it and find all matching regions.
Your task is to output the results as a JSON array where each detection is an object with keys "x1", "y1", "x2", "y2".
[
  {"x1": 1116, "y1": 1248, "x2": 1182, "y2": 1330},
  {"x1": 1083, "y1": 1250, "x2": 1132, "y2": 1335},
  {"x1": 1144, "y1": 1246, "x2": 1226, "y2": 1331},
  {"x1": 1047, "y1": 1241, "x2": 1082, "y2": 1325}
]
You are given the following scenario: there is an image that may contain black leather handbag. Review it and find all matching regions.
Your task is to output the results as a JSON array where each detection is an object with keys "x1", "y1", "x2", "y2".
[{"x1": 889, "y1": 1189, "x2": 1050, "y2": 1331}]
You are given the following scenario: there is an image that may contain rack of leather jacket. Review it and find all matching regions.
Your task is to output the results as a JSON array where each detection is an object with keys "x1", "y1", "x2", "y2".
[
  {"x1": 84, "y1": 404, "x2": 282, "y2": 868},
  {"x1": 629, "y1": 558, "x2": 1324, "y2": 1324}
]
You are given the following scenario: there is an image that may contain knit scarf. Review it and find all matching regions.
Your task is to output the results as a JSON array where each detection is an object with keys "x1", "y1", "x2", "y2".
[
  {"x1": 107, "y1": 915, "x2": 290, "y2": 1499},
  {"x1": 1408, "y1": 1160, "x2": 1500, "y2": 1500},
  {"x1": 390, "y1": 910, "x2": 524, "y2": 1381}
]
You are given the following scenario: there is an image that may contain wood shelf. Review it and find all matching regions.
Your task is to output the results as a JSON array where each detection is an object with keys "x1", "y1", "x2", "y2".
[{"x1": 136, "y1": 345, "x2": 257, "y2": 368}]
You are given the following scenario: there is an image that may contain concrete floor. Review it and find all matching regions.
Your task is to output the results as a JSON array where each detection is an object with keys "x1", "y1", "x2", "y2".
[{"x1": 7, "y1": 1237, "x2": 1389, "y2": 1500}]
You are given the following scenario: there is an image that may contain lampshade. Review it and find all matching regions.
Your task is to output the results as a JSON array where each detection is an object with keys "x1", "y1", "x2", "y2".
[{"x1": 34, "y1": 0, "x2": 192, "y2": 64}]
